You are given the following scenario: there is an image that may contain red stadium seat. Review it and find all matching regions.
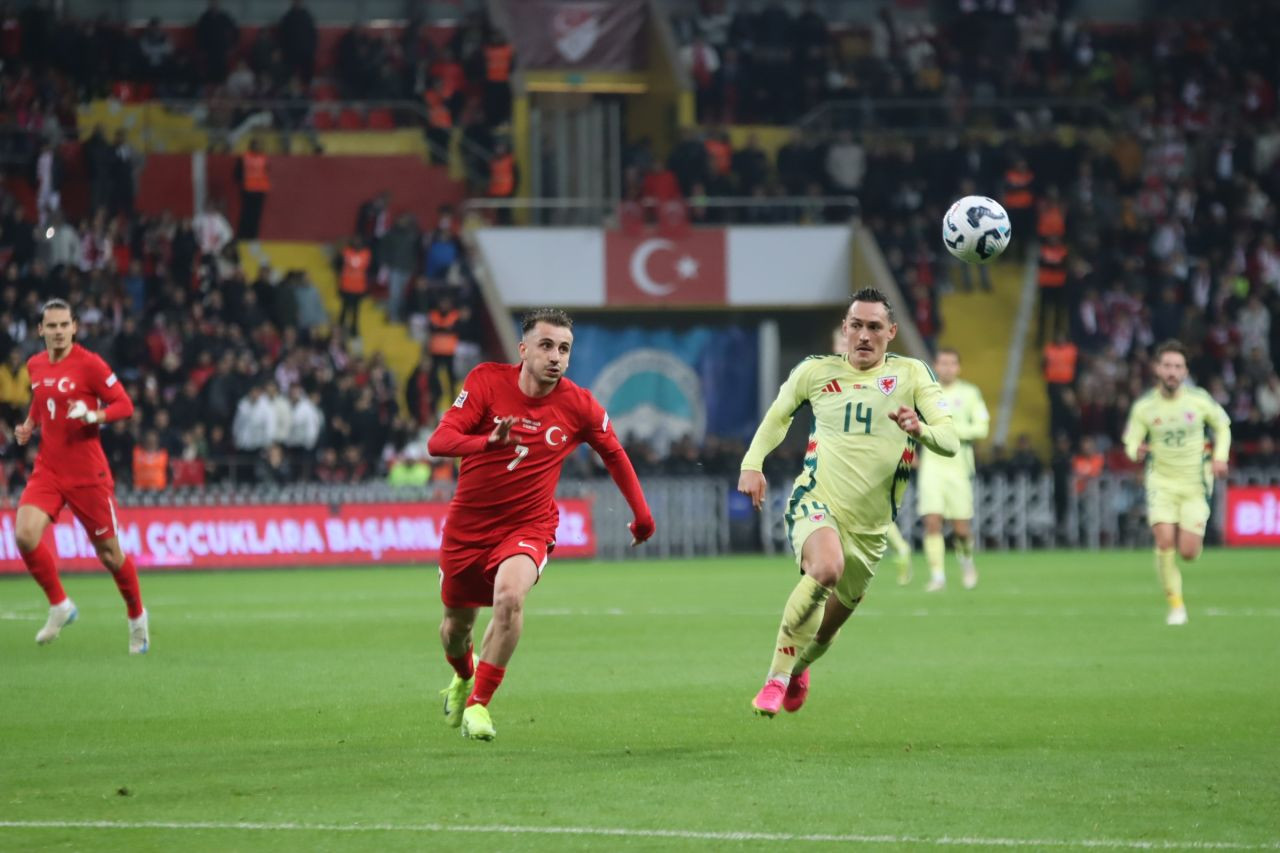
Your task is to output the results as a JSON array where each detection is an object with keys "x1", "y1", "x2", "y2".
[
  {"x1": 311, "y1": 81, "x2": 339, "y2": 102},
  {"x1": 312, "y1": 109, "x2": 336, "y2": 130},
  {"x1": 337, "y1": 108, "x2": 364, "y2": 129},
  {"x1": 366, "y1": 108, "x2": 394, "y2": 129}
]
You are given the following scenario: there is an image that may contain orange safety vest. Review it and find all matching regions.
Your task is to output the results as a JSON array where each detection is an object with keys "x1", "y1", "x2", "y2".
[
  {"x1": 242, "y1": 152, "x2": 270, "y2": 192},
  {"x1": 1072, "y1": 453, "x2": 1103, "y2": 491},
  {"x1": 485, "y1": 44, "x2": 514, "y2": 82},
  {"x1": 1037, "y1": 202, "x2": 1065, "y2": 238},
  {"x1": 1004, "y1": 167, "x2": 1033, "y2": 210},
  {"x1": 429, "y1": 309, "x2": 460, "y2": 356},
  {"x1": 488, "y1": 154, "x2": 515, "y2": 197},
  {"x1": 425, "y1": 90, "x2": 452, "y2": 129},
  {"x1": 132, "y1": 447, "x2": 168, "y2": 491},
  {"x1": 341, "y1": 246, "x2": 371, "y2": 294},
  {"x1": 1038, "y1": 243, "x2": 1068, "y2": 287},
  {"x1": 1043, "y1": 342, "x2": 1078, "y2": 384},
  {"x1": 705, "y1": 139, "x2": 731, "y2": 175}
]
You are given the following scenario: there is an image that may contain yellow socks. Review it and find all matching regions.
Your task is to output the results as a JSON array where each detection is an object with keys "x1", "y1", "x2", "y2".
[
  {"x1": 1156, "y1": 548, "x2": 1183, "y2": 608},
  {"x1": 793, "y1": 631, "x2": 839, "y2": 677},
  {"x1": 769, "y1": 575, "x2": 831, "y2": 684},
  {"x1": 924, "y1": 533, "x2": 946, "y2": 583},
  {"x1": 954, "y1": 536, "x2": 974, "y2": 567}
]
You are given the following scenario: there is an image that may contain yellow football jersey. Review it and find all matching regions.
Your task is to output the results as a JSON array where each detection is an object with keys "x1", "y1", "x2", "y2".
[
  {"x1": 918, "y1": 379, "x2": 989, "y2": 477},
  {"x1": 1122, "y1": 385, "x2": 1231, "y2": 480},
  {"x1": 742, "y1": 352, "x2": 958, "y2": 534}
]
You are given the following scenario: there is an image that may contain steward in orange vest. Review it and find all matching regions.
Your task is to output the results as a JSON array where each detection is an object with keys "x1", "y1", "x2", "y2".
[
  {"x1": 236, "y1": 139, "x2": 271, "y2": 239},
  {"x1": 483, "y1": 35, "x2": 514, "y2": 125},
  {"x1": 424, "y1": 79, "x2": 454, "y2": 165},
  {"x1": 133, "y1": 440, "x2": 168, "y2": 491},
  {"x1": 488, "y1": 144, "x2": 517, "y2": 223},
  {"x1": 337, "y1": 237, "x2": 371, "y2": 337},
  {"x1": 1042, "y1": 339, "x2": 1078, "y2": 385}
]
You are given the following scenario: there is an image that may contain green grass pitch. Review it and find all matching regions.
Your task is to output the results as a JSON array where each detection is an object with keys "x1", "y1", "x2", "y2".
[{"x1": 1, "y1": 549, "x2": 1278, "y2": 852}]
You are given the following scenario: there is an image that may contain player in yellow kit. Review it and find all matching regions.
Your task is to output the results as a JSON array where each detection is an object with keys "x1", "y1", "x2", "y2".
[
  {"x1": 1122, "y1": 340, "x2": 1231, "y2": 626},
  {"x1": 740, "y1": 289, "x2": 959, "y2": 717},
  {"x1": 832, "y1": 324, "x2": 914, "y2": 584},
  {"x1": 917, "y1": 349, "x2": 990, "y2": 591}
]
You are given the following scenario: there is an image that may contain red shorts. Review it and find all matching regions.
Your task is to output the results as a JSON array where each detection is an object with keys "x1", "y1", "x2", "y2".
[
  {"x1": 20, "y1": 475, "x2": 121, "y2": 543},
  {"x1": 439, "y1": 530, "x2": 553, "y2": 609}
]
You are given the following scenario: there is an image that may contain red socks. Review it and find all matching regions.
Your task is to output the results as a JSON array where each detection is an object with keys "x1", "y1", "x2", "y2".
[
  {"x1": 111, "y1": 556, "x2": 144, "y2": 619},
  {"x1": 21, "y1": 542, "x2": 66, "y2": 606},
  {"x1": 445, "y1": 645, "x2": 476, "y2": 680},
  {"x1": 467, "y1": 661, "x2": 506, "y2": 707}
]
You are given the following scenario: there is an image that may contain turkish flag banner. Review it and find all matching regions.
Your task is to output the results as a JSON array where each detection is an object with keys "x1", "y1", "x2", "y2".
[{"x1": 605, "y1": 229, "x2": 727, "y2": 306}]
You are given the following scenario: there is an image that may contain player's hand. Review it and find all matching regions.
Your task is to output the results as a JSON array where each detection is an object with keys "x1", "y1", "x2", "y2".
[
  {"x1": 887, "y1": 406, "x2": 922, "y2": 437},
  {"x1": 67, "y1": 401, "x2": 101, "y2": 425},
  {"x1": 1135, "y1": 443, "x2": 1148, "y2": 462},
  {"x1": 738, "y1": 470, "x2": 767, "y2": 510},
  {"x1": 629, "y1": 513, "x2": 656, "y2": 547},
  {"x1": 15, "y1": 419, "x2": 34, "y2": 445},
  {"x1": 1212, "y1": 459, "x2": 1228, "y2": 479},
  {"x1": 487, "y1": 416, "x2": 516, "y2": 446}
]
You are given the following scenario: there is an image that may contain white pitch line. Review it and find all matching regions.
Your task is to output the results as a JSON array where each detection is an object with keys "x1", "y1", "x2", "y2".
[{"x1": 0, "y1": 819, "x2": 1276, "y2": 849}]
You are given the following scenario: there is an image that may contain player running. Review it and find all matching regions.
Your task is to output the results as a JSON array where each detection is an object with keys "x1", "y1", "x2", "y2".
[
  {"x1": 13, "y1": 299, "x2": 147, "y2": 653},
  {"x1": 740, "y1": 289, "x2": 958, "y2": 717},
  {"x1": 1122, "y1": 340, "x2": 1231, "y2": 626},
  {"x1": 917, "y1": 348, "x2": 990, "y2": 592},
  {"x1": 834, "y1": 323, "x2": 913, "y2": 584},
  {"x1": 428, "y1": 308, "x2": 656, "y2": 741}
]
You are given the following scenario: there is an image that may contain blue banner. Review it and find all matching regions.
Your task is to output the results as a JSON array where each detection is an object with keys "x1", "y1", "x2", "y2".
[{"x1": 566, "y1": 324, "x2": 759, "y2": 451}]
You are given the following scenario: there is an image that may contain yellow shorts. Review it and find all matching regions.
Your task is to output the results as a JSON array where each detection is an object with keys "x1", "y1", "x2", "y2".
[
  {"x1": 916, "y1": 466, "x2": 974, "y2": 520},
  {"x1": 1146, "y1": 475, "x2": 1211, "y2": 535},
  {"x1": 786, "y1": 506, "x2": 887, "y2": 609}
]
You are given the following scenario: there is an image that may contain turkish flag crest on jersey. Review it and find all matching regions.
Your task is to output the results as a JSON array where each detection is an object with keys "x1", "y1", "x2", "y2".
[{"x1": 605, "y1": 230, "x2": 727, "y2": 306}]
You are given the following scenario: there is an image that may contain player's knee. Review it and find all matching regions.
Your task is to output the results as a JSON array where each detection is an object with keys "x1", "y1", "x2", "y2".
[
  {"x1": 1179, "y1": 544, "x2": 1201, "y2": 562},
  {"x1": 14, "y1": 526, "x2": 41, "y2": 553},
  {"x1": 802, "y1": 559, "x2": 842, "y2": 588},
  {"x1": 492, "y1": 587, "x2": 526, "y2": 621},
  {"x1": 98, "y1": 549, "x2": 124, "y2": 572}
]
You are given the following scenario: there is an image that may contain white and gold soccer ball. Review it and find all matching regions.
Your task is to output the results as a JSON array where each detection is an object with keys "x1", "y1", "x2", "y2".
[{"x1": 941, "y1": 196, "x2": 1012, "y2": 264}]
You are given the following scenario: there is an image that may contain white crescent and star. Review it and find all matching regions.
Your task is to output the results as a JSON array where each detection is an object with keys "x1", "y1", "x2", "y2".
[
  {"x1": 629, "y1": 239, "x2": 700, "y2": 297},
  {"x1": 57, "y1": 377, "x2": 72, "y2": 392},
  {"x1": 545, "y1": 426, "x2": 566, "y2": 447}
]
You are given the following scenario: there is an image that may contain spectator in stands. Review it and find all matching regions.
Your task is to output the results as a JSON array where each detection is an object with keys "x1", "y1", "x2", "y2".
[
  {"x1": 482, "y1": 29, "x2": 514, "y2": 127},
  {"x1": 253, "y1": 443, "x2": 291, "y2": 486},
  {"x1": 132, "y1": 430, "x2": 169, "y2": 492},
  {"x1": 387, "y1": 444, "x2": 431, "y2": 488},
  {"x1": 1037, "y1": 235, "x2": 1069, "y2": 344},
  {"x1": 355, "y1": 190, "x2": 391, "y2": 248},
  {"x1": 285, "y1": 385, "x2": 323, "y2": 454},
  {"x1": 1071, "y1": 436, "x2": 1104, "y2": 494},
  {"x1": 1043, "y1": 332, "x2": 1078, "y2": 439},
  {"x1": 83, "y1": 125, "x2": 113, "y2": 214},
  {"x1": 35, "y1": 140, "x2": 60, "y2": 225},
  {"x1": 193, "y1": 201, "x2": 233, "y2": 262},
  {"x1": 235, "y1": 139, "x2": 270, "y2": 240},
  {"x1": 288, "y1": 270, "x2": 327, "y2": 333},
  {"x1": 731, "y1": 133, "x2": 769, "y2": 197},
  {"x1": 277, "y1": 0, "x2": 317, "y2": 85},
  {"x1": 380, "y1": 213, "x2": 419, "y2": 324},
  {"x1": 337, "y1": 235, "x2": 370, "y2": 337},
  {"x1": 826, "y1": 130, "x2": 865, "y2": 197},
  {"x1": 195, "y1": 0, "x2": 238, "y2": 84},
  {"x1": 233, "y1": 384, "x2": 276, "y2": 452},
  {"x1": 139, "y1": 17, "x2": 174, "y2": 84},
  {"x1": 427, "y1": 293, "x2": 462, "y2": 393},
  {"x1": 681, "y1": 33, "x2": 720, "y2": 121},
  {"x1": 423, "y1": 77, "x2": 455, "y2": 166},
  {"x1": 37, "y1": 211, "x2": 78, "y2": 269},
  {"x1": 423, "y1": 208, "x2": 460, "y2": 281},
  {"x1": 405, "y1": 349, "x2": 438, "y2": 427},
  {"x1": 1007, "y1": 434, "x2": 1044, "y2": 479},
  {"x1": 486, "y1": 141, "x2": 517, "y2": 223}
]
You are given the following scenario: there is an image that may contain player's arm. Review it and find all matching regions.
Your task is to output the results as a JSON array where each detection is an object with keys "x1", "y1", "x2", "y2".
[
  {"x1": 1202, "y1": 392, "x2": 1232, "y2": 476},
  {"x1": 893, "y1": 368, "x2": 958, "y2": 456},
  {"x1": 70, "y1": 360, "x2": 134, "y2": 424},
  {"x1": 582, "y1": 401, "x2": 655, "y2": 545},
  {"x1": 15, "y1": 399, "x2": 38, "y2": 444},
  {"x1": 426, "y1": 368, "x2": 503, "y2": 457},
  {"x1": 738, "y1": 362, "x2": 810, "y2": 508},
  {"x1": 1121, "y1": 400, "x2": 1148, "y2": 462},
  {"x1": 958, "y1": 388, "x2": 991, "y2": 442}
]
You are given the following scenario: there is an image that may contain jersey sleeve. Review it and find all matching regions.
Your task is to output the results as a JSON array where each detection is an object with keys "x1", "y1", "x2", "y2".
[
  {"x1": 1122, "y1": 397, "x2": 1149, "y2": 462},
  {"x1": 87, "y1": 353, "x2": 134, "y2": 423},
  {"x1": 912, "y1": 361, "x2": 958, "y2": 457},
  {"x1": 427, "y1": 365, "x2": 493, "y2": 457},
  {"x1": 580, "y1": 391, "x2": 652, "y2": 523},
  {"x1": 1199, "y1": 390, "x2": 1232, "y2": 462},
  {"x1": 740, "y1": 359, "x2": 813, "y2": 472}
]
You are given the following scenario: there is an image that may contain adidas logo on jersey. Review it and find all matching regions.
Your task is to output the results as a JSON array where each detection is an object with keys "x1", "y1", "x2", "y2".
[{"x1": 820, "y1": 380, "x2": 842, "y2": 394}]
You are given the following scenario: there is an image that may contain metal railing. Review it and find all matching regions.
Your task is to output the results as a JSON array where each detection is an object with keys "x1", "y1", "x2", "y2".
[
  {"x1": 461, "y1": 195, "x2": 862, "y2": 227},
  {"x1": 797, "y1": 97, "x2": 1120, "y2": 138}
]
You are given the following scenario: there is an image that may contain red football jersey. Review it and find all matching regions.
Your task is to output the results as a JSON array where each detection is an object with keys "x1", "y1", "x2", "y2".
[
  {"x1": 27, "y1": 345, "x2": 131, "y2": 487},
  {"x1": 434, "y1": 362, "x2": 621, "y2": 544}
]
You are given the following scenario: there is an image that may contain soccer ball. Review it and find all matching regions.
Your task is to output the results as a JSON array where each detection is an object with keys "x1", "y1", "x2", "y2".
[{"x1": 941, "y1": 196, "x2": 1012, "y2": 264}]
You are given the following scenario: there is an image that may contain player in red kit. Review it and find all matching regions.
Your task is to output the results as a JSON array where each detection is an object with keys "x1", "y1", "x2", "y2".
[
  {"x1": 429, "y1": 308, "x2": 656, "y2": 741},
  {"x1": 13, "y1": 299, "x2": 147, "y2": 653}
]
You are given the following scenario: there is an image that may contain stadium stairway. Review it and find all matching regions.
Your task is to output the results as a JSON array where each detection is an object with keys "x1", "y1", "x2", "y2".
[
  {"x1": 935, "y1": 261, "x2": 1025, "y2": 454},
  {"x1": 238, "y1": 241, "x2": 422, "y2": 406}
]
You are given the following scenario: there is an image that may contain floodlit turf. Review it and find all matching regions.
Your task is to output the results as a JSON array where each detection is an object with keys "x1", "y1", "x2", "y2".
[{"x1": 1, "y1": 549, "x2": 1278, "y2": 852}]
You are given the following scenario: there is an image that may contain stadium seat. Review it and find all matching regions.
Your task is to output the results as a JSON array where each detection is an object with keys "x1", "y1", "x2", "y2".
[
  {"x1": 312, "y1": 109, "x2": 337, "y2": 130},
  {"x1": 337, "y1": 108, "x2": 364, "y2": 129},
  {"x1": 366, "y1": 108, "x2": 395, "y2": 129}
]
